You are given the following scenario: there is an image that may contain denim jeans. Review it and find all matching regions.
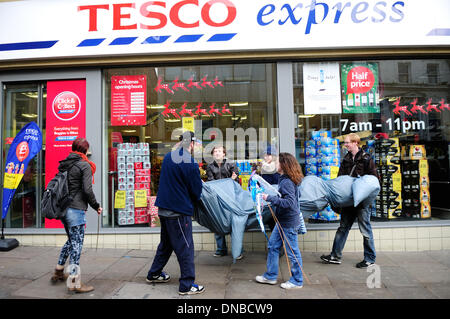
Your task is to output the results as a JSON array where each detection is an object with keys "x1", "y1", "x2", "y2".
[
  {"x1": 215, "y1": 234, "x2": 227, "y2": 254},
  {"x1": 264, "y1": 225, "x2": 303, "y2": 286},
  {"x1": 331, "y1": 205, "x2": 376, "y2": 263}
]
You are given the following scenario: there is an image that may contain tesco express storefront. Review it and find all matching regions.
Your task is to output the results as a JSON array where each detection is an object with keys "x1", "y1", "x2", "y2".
[{"x1": 0, "y1": 0, "x2": 449, "y2": 252}]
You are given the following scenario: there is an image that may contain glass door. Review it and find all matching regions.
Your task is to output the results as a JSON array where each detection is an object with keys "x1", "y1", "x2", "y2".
[{"x1": 2, "y1": 83, "x2": 46, "y2": 228}]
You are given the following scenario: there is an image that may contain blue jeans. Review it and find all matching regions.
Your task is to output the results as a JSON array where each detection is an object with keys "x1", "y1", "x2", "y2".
[
  {"x1": 264, "y1": 225, "x2": 303, "y2": 286},
  {"x1": 215, "y1": 234, "x2": 227, "y2": 254},
  {"x1": 331, "y1": 205, "x2": 376, "y2": 263}
]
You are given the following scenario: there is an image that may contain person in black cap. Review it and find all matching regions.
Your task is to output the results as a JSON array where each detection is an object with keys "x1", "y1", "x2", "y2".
[
  {"x1": 261, "y1": 145, "x2": 280, "y2": 186},
  {"x1": 146, "y1": 131, "x2": 205, "y2": 295}
]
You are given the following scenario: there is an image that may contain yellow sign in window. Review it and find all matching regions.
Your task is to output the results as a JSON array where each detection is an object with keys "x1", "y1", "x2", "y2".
[
  {"x1": 114, "y1": 190, "x2": 126, "y2": 209},
  {"x1": 134, "y1": 189, "x2": 148, "y2": 208}
]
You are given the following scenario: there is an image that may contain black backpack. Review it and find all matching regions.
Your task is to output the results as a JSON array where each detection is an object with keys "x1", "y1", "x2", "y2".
[{"x1": 41, "y1": 163, "x2": 78, "y2": 220}]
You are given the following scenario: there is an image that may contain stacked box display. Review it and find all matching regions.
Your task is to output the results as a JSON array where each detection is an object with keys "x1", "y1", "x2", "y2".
[
  {"x1": 305, "y1": 131, "x2": 340, "y2": 222},
  {"x1": 116, "y1": 143, "x2": 151, "y2": 226},
  {"x1": 374, "y1": 138, "x2": 402, "y2": 219},
  {"x1": 401, "y1": 145, "x2": 430, "y2": 219}
]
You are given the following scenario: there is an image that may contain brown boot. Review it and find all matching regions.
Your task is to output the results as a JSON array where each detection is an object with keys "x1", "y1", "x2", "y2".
[
  {"x1": 50, "y1": 269, "x2": 69, "y2": 283},
  {"x1": 69, "y1": 282, "x2": 95, "y2": 293},
  {"x1": 67, "y1": 274, "x2": 94, "y2": 293}
]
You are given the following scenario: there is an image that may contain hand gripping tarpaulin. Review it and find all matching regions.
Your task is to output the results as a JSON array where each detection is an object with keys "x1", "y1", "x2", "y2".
[
  {"x1": 298, "y1": 175, "x2": 380, "y2": 214},
  {"x1": 193, "y1": 178, "x2": 271, "y2": 261}
]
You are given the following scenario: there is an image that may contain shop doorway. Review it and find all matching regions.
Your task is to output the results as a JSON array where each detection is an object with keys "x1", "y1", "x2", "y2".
[{"x1": 1, "y1": 83, "x2": 46, "y2": 228}]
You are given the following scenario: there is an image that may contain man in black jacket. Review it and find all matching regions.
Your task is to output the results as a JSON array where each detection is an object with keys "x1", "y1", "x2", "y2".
[
  {"x1": 321, "y1": 133, "x2": 378, "y2": 268},
  {"x1": 206, "y1": 146, "x2": 241, "y2": 258}
]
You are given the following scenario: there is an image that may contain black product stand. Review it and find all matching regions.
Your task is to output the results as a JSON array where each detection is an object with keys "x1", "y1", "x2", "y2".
[{"x1": 0, "y1": 218, "x2": 19, "y2": 251}]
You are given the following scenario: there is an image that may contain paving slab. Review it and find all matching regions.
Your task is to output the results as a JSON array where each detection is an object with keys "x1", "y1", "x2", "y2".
[
  {"x1": 282, "y1": 284, "x2": 340, "y2": 299},
  {"x1": 387, "y1": 285, "x2": 438, "y2": 299},
  {"x1": 95, "y1": 256, "x2": 148, "y2": 281},
  {"x1": 12, "y1": 273, "x2": 71, "y2": 299},
  {"x1": 70, "y1": 279, "x2": 125, "y2": 299},
  {"x1": 225, "y1": 278, "x2": 285, "y2": 299},
  {"x1": 0, "y1": 277, "x2": 32, "y2": 299},
  {"x1": 379, "y1": 266, "x2": 423, "y2": 287},
  {"x1": 333, "y1": 283, "x2": 395, "y2": 299},
  {"x1": 425, "y1": 283, "x2": 450, "y2": 299}
]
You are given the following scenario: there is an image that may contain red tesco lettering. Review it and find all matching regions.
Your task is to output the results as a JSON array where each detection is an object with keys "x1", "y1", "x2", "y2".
[{"x1": 78, "y1": 0, "x2": 237, "y2": 32}]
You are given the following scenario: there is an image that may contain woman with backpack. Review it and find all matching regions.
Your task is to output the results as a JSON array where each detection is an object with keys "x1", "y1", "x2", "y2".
[
  {"x1": 256, "y1": 152, "x2": 304, "y2": 289},
  {"x1": 50, "y1": 138, "x2": 102, "y2": 293}
]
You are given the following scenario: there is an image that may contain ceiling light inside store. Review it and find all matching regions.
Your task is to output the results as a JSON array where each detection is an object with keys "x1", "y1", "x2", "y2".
[
  {"x1": 164, "y1": 119, "x2": 181, "y2": 122},
  {"x1": 21, "y1": 113, "x2": 38, "y2": 118},
  {"x1": 240, "y1": 115, "x2": 247, "y2": 120},
  {"x1": 122, "y1": 129, "x2": 136, "y2": 133},
  {"x1": 230, "y1": 102, "x2": 248, "y2": 107},
  {"x1": 22, "y1": 93, "x2": 47, "y2": 99},
  {"x1": 148, "y1": 104, "x2": 166, "y2": 109},
  {"x1": 298, "y1": 114, "x2": 316, "y2": 118},
  {"x1": 145, "y1": 136, "x2": 151, "y2": 139}
]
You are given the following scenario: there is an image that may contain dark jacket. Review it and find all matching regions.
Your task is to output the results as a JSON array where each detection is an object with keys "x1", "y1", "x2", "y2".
[
  {"x1": 266, "y1": 174, "x2": 300, "y2": 229},
  {"x1": 206, "y1": 159, "x2": 239, "y2": 182},
  {"x1": 262, "y1": 172, "x2": 280, "y2": 185},
  {"x1": 58, "y1": 153, "x2": 100, "y2": 211},
  {"x1": 155, "y1": 147, "x2": 203, "y2": 216},
  {"x1": 338, "y1": 148, "x2": 378, "y2": 178}
]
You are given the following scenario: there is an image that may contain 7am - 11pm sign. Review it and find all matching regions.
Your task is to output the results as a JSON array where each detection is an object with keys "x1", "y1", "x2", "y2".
[{"x1": 341, "y1": 62, "x2": 380, "y2": 114}]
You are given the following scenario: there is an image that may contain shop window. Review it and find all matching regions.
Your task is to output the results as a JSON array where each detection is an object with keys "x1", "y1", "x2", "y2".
[
  {"x1": 427, "y1": 63, "x2": 439, "y2": 84},
  {"x1": 292, "y1": 59, "x2": 450, "y2": 222},
  {"x1": 103, "y1": 64, "x2": 278, "y2": 228},
  {"x1": 1, "y1": 83, "x2": 46, "y2": 229},
  {"x1": 398, "y1": 62, "x2": 411, "y2": 83}
]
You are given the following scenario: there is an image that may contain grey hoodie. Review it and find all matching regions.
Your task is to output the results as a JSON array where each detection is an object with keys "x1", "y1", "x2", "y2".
[{"x1": 57, "y1": 153, "x2": 100, "y2": 212}]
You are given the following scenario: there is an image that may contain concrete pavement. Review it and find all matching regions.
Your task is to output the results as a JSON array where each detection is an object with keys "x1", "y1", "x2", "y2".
[{"x1": 1, "y1": 245, "x2": 449, "y2": 300}]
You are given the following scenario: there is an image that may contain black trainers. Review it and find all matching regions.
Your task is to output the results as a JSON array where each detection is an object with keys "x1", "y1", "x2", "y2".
[
  {"x1": 320, "y1": 254, "x2": 342, "y2": 264},
  {"x1": 146, "y1": 271, "x2": 171, "y2": 283},
  {"x1": 356, "y1": 260, "x2": 375, "y2": 268},
  {"x1": 213, "y1": 251, "x2": 228, "y2": 257},
  {"x1": 179, "y1": 283, "x2": 205, "y2": 295}
]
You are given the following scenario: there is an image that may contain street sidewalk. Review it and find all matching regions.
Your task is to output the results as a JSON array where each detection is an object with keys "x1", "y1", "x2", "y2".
[{"x1": 0, "y1": 245, "x2": 449, "y2": 300}]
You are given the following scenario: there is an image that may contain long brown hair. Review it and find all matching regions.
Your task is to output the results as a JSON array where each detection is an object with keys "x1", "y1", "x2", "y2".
[{"x1": 278, "y1": 152, "x2": 304, "y2": 185}]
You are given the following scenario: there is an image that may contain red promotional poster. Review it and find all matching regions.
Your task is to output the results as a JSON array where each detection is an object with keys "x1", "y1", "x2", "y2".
[
  {"x1": 45, "y1": 80, "x2": 86, "y2": 228},
  {"x1": 111, "y1": 75, "x2": 147, "y2": 126}
]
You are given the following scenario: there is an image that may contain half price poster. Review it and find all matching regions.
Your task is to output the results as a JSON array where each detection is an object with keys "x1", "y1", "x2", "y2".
[
  {"x1": 341, "y1": 62, "x2": 380, "y2": 113},
  {"x1": 111, "y1": 75, "x2": 147, "y2": 126}
]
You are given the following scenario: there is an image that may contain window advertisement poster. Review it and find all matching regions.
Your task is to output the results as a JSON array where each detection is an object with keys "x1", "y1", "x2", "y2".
[
  {"x1": 111, "y1": 75, "x2": 147, "y2": 126},
  {"x1": 303, "y1": 62, "x2": 342, "y2": 114},
  {"x1": 341, "y1": 62, "x2": 380, "y2": 113},
  {"x1": 45, "y1": 79, "x2": 86, "y2": 228}
]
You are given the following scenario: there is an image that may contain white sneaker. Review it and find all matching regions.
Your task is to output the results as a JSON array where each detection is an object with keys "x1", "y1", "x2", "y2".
[
  {"x1": 255, "y1": 275, "x2": 277, "y2": 285},
  {"x1": 280, "y1": 281, "x2": 303, "y2": 289}
]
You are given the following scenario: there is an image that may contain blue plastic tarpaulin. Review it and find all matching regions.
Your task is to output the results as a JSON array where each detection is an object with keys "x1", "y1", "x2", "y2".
[
  {"x1": 298, "y1": 175, "x2": 380, "y2": 214},
  {"x1": 193, "y1": 178, "x2": 272, "y2": 261}
]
